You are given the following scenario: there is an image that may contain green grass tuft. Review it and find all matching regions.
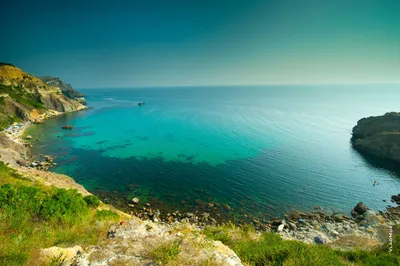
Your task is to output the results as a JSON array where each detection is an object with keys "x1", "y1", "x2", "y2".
[
  {"x1": 95, "y1": 209, "x2": 119, "y2": 220},
  {"x1": 84, "y1": 195, "x2": 101, "y2": 208},
  {"x1": 150, "y1": 240, "x2": 181, "y2": 265}
]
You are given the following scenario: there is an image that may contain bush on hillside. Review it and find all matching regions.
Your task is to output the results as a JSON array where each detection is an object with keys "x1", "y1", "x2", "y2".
[{"x1": 83, "y1": 195, "x2": 101, "y2": 208}]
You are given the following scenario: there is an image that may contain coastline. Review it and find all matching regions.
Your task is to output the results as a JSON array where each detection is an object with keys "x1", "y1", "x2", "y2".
[
  {"x1": 3, "y1": 121, "x2": 32, "y2": 144},
  {"x1": 1, "y1": 112, "x2": 399, "y2": 250}
]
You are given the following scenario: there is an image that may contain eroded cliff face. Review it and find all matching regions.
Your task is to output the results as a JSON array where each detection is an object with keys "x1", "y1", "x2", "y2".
[
  {"x1": 351, "y1": 112, "x2": 400, "y2": 162},
  {"x1": 40, "y1": 76, "x2": 84, "y2": 100},
  {"x1": 0, "y1": 63, "x2": 86, "y2": 128}
]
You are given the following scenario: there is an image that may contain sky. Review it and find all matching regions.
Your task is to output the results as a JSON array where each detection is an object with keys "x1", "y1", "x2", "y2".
[{"x1": 1, "y1": 0, "x2": 400, "y2": 88}]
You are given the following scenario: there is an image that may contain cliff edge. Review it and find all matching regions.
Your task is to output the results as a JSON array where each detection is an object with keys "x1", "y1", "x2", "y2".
[
  {"x1": 351, "y1": 112, "x2": 400, "y2": 163},
  {"x1": 39, "y1": 76, "x2": 86, "y2": 104}
]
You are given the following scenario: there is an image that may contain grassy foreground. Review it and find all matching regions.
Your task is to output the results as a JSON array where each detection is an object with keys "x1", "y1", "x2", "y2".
[
  {"x1": 203, "y1": 223, "x2": 400, "y2": 266},
  {"x1": 0, "y1": 162, "x2": 119, "y2": 265}
]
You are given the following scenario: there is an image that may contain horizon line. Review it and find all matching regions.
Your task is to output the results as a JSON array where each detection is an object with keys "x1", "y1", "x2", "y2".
[{"x1": 76, "y1": 82, "x2": 400, "y2": 90}]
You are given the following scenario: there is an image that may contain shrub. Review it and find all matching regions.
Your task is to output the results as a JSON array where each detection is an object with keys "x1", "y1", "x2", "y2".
[
  {"x1": 83, "y1": 195, "x2": 100, "y2": 208},
  {"x1": 0, "y1": 184, "x2": 46, "y2": 217},
  {"x1": 0, "y1": 183, "x2": 119, "y2": 265},
  {"x1": 40, "y1": 188, "x2": 89, "y2": 224}
]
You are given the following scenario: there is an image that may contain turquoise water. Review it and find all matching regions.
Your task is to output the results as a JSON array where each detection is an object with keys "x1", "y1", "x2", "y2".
[{"x1": 28, "y1": 85, "x2": 400, "y2": 220}]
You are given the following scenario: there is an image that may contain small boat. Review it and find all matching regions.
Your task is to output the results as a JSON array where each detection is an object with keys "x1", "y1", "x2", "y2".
[
  {"x1": 62, "y1": 125, "x2": 73, "y2": 129},
  {"x1": 138, "y1": 102, "x2": 145, "y2": 106}
]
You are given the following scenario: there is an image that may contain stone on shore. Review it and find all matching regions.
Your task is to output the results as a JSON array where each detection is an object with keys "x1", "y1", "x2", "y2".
[
  {"x1": 41, "y1": 245, "x2": 82, "y2": 265},
  {"x1": 392, "y1": 194, "x2": 400, "y2": 204},
  {"x1": 132, "y1": 197, "x2": 140, "y2": 204},
  {"x1": 354, "y1": 202, "x2": 368, "y2": 215},
  {"x1": 277, "y1": 224, "x2": 285, "y2": 233},
  {"x1": 314, "y1": 235, "x2": 326, "y2": 244}
]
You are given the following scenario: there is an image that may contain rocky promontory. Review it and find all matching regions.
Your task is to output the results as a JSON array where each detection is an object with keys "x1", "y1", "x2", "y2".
[
  {"x1": 39, "y1": 76, "x2": 83, "y2": 99},
  {"x1": 351, "y1": 112, "x2": 400, "y2": 163},
  {"x1": 0, "y1": 63, "x2": 87, "y2": 129}
]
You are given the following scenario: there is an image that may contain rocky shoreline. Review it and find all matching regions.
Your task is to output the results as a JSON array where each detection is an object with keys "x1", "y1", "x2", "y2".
[
  {"x1": 108, "y1": 194, "x2": 399, "y2": 248},
  {"x1": 1, "y1": 112, "x2": 399, "y2": 252}
]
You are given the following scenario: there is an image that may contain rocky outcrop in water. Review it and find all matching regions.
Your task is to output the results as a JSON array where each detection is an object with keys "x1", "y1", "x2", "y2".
[
  {"x1": 0, "y1": 63, "x2": 87, "y2": 129},
  {"x1": 351, "y1": 112, "x2": 400, "y2": 163}
]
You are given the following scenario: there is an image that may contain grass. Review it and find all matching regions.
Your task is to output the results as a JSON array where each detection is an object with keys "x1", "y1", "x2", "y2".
[
  {"x1": 149, "y1": 240, "x2": 181, "y2": 265},
  {"x1": 0, "y1": 162, "x2": 120, "y2": 266},
  {"x1": 204, "y1": 223, "x2": 400, "y2": 266}
]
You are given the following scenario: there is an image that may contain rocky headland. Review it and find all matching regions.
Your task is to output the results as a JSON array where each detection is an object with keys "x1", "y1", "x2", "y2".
[
  {"x1": 351, "y1": 112, "x2": 400, "y2": 163},
  {"x1": 39, "y1": 76, "x2": 86, "y2": 105},
  {"x1": 0, "y1": 63, "x2": 87, "y2": 130}
]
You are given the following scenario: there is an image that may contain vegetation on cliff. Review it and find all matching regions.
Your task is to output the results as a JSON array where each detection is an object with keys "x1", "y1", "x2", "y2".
[{"x1": 0, "y1": 161, "x2": 119, "y2": 266}]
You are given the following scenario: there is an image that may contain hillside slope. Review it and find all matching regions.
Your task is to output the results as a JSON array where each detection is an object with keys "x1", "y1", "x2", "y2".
[{"x1": 0, "y1": 63, "x2": 86, "y2": 130}]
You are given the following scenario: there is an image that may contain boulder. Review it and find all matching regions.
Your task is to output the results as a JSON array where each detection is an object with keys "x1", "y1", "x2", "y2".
[
  {"x1": 358, "y1": 220, "x2": 368, "y2": 227},
  {"x1": 314, "y1": 236, "x2": 326, "y2": 244},
  {"x1": 132, "y1": 197, "x2": 140, "y2": 204},
  {"x1": 41, "y1": 245, "x2": 82, "y2": 265},
  {"x1": 334, "y1": 215, "x2": 344, "y2": 222},
  {"x1": 392, "y1": 194, "x2": 400, "y2": 205},
  {"x1": 16, "y1": 159, "x2": 27, "y2": 167},
  {"x1": 271, "y1": 218, "x2": 282, "y2": 226},
  {"x1": 288, "y1": 222, "x2": 297, "y2": 231},
  {"x1": 25, "y1": 135, "x2": 33, "y2": 140},
  {"x1": 351, "y1": 209, "x2": 359, "y2": 218},
  {"x1": 277, "y1": 224, "x2": 285, "y2": 233},
  {"x1": 354, "y1": 202, "x2": 368, "y2": 215}
]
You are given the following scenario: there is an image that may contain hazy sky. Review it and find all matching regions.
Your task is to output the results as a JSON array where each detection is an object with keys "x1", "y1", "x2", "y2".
[{"x1": 1, "y1": 0, "x2": 399, "y2": 88}]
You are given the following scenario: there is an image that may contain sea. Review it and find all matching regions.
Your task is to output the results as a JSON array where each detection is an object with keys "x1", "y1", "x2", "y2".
[{"x1": 26, "y1": 84, "x2": 400, "y2": 222}]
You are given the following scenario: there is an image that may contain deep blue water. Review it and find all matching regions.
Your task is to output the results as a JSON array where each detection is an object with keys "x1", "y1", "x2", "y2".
[{"x1": 27, "y1": 85, "x2": 400, "y2": 221}]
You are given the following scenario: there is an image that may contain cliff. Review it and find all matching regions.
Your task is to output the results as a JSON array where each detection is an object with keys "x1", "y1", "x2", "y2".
[
  {"x1": 0, "y1": 63, "x2": 86, "y2": 130},
  {"x1": 39, "y1": 76, "x2": 85, "y2": 103},
  {"x1": 351, "y1": 112, "x2": 400, "y2": 163}
]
